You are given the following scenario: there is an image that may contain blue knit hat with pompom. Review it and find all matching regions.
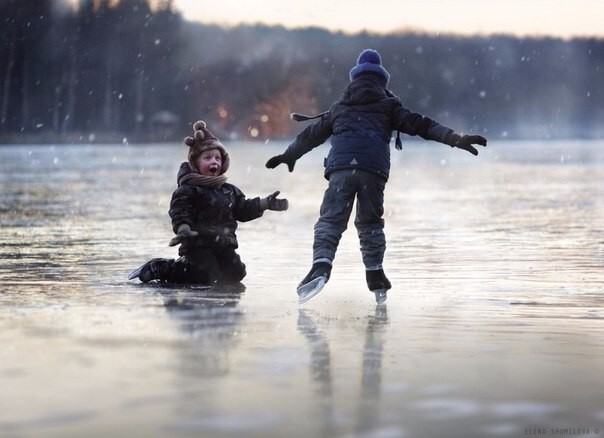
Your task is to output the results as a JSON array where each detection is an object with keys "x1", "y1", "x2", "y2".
[{"x1": 349, "y1": 49, "x2": 390, "y2": 86}]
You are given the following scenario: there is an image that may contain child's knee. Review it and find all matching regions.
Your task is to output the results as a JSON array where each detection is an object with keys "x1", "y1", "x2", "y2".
[{"x1": 219, "y1": 251, "x2": 247, "y2": 283}]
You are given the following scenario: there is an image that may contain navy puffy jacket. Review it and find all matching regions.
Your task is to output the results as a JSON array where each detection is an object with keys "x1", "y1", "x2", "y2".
[{"x1": 282, "y1": 74, "x2": 456, "y2": 181}]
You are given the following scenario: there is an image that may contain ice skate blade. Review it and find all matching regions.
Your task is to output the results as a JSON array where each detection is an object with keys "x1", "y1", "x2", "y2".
[
  {"x1": 128, "y1": 266, "x2": 144, "y2": 280},
  {"x1": 297, "y1": 277, "x2": 327, "y2": 304},
  {"x1": 372, "y1": 289, "x2": 388, "y2": 305}
]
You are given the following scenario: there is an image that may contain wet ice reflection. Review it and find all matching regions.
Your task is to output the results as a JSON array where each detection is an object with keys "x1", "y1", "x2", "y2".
[{"x1": 1, "y1": 141, "x2": 603, "y2": 436}]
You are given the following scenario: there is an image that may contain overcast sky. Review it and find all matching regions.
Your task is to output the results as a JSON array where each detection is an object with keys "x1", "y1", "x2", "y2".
[{"x1": 171, "y1": 0, "x2": 604, "y2": 39}]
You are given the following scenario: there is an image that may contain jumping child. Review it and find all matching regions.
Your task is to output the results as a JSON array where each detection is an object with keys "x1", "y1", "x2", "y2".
[{"x1": 266, "y1": 49, "x2": 487, "y2": 304}]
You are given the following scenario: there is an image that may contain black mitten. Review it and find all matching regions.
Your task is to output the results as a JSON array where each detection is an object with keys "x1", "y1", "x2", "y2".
[
  {"x1": 168, "y1": 224, "x2": 199, "y2": 247},
  {"x1": 447, "y1": 133, "x2": 487, "y2": 156},
  {"x1": 266, "y1": 154, "x2": 296, "y2": 172},
  {"x1": 260, "y1": 191, "x2": 289, "y2": 211}
]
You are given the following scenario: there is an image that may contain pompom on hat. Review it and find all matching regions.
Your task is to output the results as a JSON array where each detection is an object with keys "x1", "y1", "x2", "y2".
[
  {"x1": 349, "y1": 48, "x2": 390, "y2": 86},
  {"x1": 184, "y1": 120, "x2": 230, "y2": 174}
]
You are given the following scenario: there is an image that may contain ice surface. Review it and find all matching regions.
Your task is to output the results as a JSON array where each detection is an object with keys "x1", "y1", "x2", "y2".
[{"x1": 0, "y1": 140, "x2": 603, "y2": 436}]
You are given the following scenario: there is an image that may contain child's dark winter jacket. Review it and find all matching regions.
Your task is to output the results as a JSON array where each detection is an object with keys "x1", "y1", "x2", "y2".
[
  {"x1": 169, "y1": 162, "x2": 264, "y2": 255},
  {"x1": 281, "y1": 74, "x2": 457, "y2": 181}
]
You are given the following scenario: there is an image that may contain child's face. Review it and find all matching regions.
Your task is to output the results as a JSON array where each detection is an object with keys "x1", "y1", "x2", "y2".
[{"x1": 196, "y1": 149, "x2": 223, "y2": 176}]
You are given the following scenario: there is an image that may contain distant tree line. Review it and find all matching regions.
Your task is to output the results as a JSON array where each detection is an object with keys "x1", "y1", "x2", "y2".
[{"x1": 1, "y1": 0, "x2": 603, "y2": 143}]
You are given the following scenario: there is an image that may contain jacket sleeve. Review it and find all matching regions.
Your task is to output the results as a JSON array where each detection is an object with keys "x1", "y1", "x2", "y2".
[
  {"x1": 393, "y1": 103, "x2": 458, "y2": 145},
  {"x1": 282, "y1": 112, "x2": 333, "y2": 161},
  {"x1": 169, "y1": 185, "x2": 196, "y2": 233},
  {"x1": 231, "y1": 186, "x2": 265, "y2": 223}
]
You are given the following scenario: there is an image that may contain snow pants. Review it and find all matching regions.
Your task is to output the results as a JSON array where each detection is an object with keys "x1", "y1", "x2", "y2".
[
  {"x1": 159, "y1": 247, "x2": 246, "y2": 284},
  {"x1": 313, "y1": 169, "x2": 386, "y2": 270}
]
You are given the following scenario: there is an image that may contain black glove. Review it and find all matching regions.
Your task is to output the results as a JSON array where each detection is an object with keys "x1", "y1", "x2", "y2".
[
  {"x1": 266, "y1": 154, "x2": 296, "y2": 172},
  {"x1": 451, "y1": 134, "x2": 487, "y2": 156},
  {"x1": 168, "y1": 224, "x2": 199, "y2": 247},
  {"x1": 260, "y1": 191, "x2": 289, "y2": 211}
]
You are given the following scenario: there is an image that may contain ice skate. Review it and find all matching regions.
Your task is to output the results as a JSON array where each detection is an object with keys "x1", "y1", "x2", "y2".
[
  {"x1": 297, "y1": 262, "x2": 331, "y2": 304},
  {"x1": 366, "y1": 269, "x2": 391, "y2": 304},
  {"x1": 128, "y1": 258, "x2": 170, "y2": 283}
]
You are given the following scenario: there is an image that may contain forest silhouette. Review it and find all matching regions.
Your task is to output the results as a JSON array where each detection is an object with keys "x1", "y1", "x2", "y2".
[{"x1": 2, "y1": 0, "x2": 603, "y2": 143}]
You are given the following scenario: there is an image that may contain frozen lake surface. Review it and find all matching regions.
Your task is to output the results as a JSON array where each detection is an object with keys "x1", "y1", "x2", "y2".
[{"x1": 1, "y1": 139, "x2": 603, "y2": 437}]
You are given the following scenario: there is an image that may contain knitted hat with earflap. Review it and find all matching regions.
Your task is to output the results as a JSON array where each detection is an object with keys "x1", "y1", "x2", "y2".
[
  {"x1": 184, "y1": 120, "x2": 230, "y2": 174},
  {"x1": 349, "y1": 49, "x2": 390, "y2": 86}
]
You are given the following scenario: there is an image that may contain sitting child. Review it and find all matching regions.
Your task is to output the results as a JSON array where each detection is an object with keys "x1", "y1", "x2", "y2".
[{"x1": 129, "y1": 120, "x2": 288, "y2": 285}]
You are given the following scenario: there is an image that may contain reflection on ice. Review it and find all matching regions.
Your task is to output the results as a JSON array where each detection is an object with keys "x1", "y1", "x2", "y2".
[
  {"x1": 297, "y1": 306, "x2": 391, "y2": 437},
  {"x1": 297, "y1": 309, "x2": 335, "y2": 436},
  {"x1": 356, "y1": 305, "x2": 388, "y2": 435},
  {"x1": 159, "y1": 285, "x2": 246, "y2": 377}
]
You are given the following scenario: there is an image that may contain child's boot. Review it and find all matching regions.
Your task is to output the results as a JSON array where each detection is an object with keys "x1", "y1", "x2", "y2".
[
  {"x1": 128, "y1": 258, "x2": 171, "y2": 283},
  {"x1": 366, "y1": 269, "x2": 391, "y2": 304},
  {"x1": 297, "y1": 262, "x2": 331, "y2": 304}
]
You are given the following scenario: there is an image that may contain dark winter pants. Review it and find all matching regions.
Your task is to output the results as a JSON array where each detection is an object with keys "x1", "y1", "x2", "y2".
[
  {"x1": 160, "y1": 247, "x2": 246, "y2": 284},
  {"x1": 313, "y1": 169, "x2": 386, "y2": 270}
]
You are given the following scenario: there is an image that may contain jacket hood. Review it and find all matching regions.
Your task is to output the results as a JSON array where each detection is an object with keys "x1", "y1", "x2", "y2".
[
  {"x1": 176, "y1": 161, "x2": 196, "y2": 185},
  {"x1": 339, "y1": 74, "x2": 389, "y2": 106}
]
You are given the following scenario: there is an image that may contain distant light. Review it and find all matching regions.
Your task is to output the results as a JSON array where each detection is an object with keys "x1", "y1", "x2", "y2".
[
  {"x1": 249, "y1": 127, "x2": 259, "y2": 138},
  {"x1": 218, "y1": 108, "x2": 228, "y2": 118},
  {"x1": 479, "y1": 90, "x2": 487, "y2": 98},
  {"x1": 260, "y1": 114, "x2": 269, "y2": 123}
]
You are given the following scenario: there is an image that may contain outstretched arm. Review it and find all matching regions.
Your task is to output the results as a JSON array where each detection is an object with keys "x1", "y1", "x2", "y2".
[
  {"x1": 266, "y1": 114, "x2": 332, "y2": 171},
  {"x1": 394, "y1": 106, "x2": 487, "y2": 155}
]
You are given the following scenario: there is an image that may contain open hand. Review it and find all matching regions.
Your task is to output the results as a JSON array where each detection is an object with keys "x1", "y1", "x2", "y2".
[
  {"x1": 260, "y1": 191, "x2": 289, "y2": 211},
  {"x1": 454, "y1": 135, "x2": 487, "y2": 156}
]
